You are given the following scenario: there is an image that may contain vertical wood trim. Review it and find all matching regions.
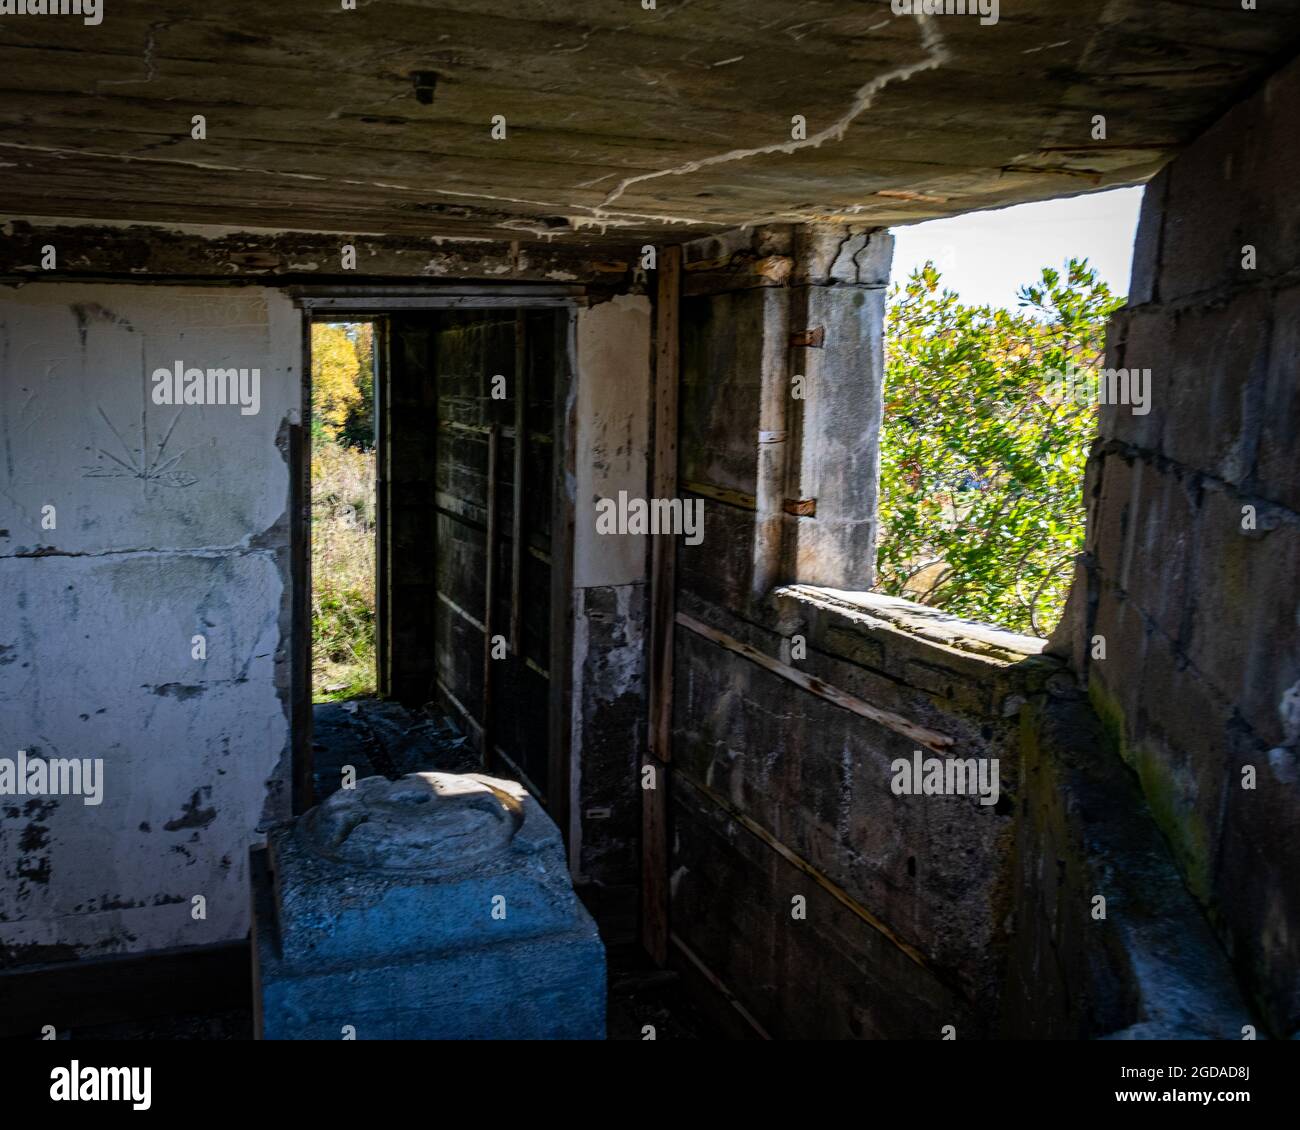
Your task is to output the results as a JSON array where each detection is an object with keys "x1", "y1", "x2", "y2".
[
  {"x1": 643, "y1": 245, "x2": 681, "y2": 965},
  {"x1": 648, "y1": 245, "x2": 681, "y2": 762},
  {"x1": 374, "y1": 316, "x2": 391, "y2": 699},
  {"x1": 510, "y1": 311, "x2": 526, "y2": 655},
  {"x1": 482, "y1": 422, "x2": 499, "y2": 768},
  {"x1": 292, "y1": 309, "x2": 315, "y2": 814},
  {"x1": 549, "y1": 308, "x2": 578, "y2": 862}
]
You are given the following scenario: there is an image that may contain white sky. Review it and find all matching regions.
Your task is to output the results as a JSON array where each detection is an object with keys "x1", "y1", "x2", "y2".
[{"x1": 888, "y1": 186, "x2": 1146, "y2": 309}]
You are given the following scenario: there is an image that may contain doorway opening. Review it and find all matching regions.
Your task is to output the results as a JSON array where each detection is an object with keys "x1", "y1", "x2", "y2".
[
  {"x1": 296, "y1": 292, "x2": 577, "y2": 829},
  {"x1": 309, "y1": 320, "x2": 377, "y2": 703}
]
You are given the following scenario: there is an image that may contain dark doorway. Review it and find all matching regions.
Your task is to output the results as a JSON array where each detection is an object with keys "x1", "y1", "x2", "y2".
[
  {"x1": 381, "y1": 307, "x2": 569, "y2": 803},
  {"x1": 295, "y1": 291, "x2": 576, "y2": 823}
]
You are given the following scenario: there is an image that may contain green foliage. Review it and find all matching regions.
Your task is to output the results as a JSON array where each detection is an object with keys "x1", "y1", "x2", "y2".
[
  {"x1": 312, "y1": 586, "x2": 375, "y2": 703},
  {"x1": 311, "y1": 321, "x2": 377, "y2": 701},
  {"x1": 876, "y1": 259, "x2": 1124, "y2": 637}
]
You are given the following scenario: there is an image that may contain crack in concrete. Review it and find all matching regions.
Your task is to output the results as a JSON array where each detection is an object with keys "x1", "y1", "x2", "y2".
[
  {"x1": 1097, "y1": 437, "x2": 1300, "y2": 524},
  {"x1": 0, "y1": 143, "x2": 715, "y2": 237},
  {"x1": 595, "y1": 12, "x2": 950, "y2": 220},
  {"x1": 6, "y1": 14, "x2": 948, "y2": 242},
  {"x1": 94, "y1": 21, "x2": 169, "y2": 91}
]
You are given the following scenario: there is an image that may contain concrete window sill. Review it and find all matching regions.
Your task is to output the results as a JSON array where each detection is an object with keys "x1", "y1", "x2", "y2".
[{"x1": 774, "y1": 585, "x2": 1047, "y2": 667}]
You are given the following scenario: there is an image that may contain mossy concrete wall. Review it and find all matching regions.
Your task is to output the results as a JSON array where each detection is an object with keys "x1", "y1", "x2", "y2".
[
  {"x1": 670, "y1": 223, "x2": 1256, "y2": 1039},
  {"x1": 1054, "y1": 52, "x2": 1300, "y2": 1037}
]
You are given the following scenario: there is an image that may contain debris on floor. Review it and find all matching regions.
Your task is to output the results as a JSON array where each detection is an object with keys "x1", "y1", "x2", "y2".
[{"x1": 311, "y1": 697, "x2": 480, "y2": 801}]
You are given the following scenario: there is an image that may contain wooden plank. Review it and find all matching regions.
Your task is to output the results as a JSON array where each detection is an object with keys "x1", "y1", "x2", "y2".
[
  {"x1": 523, "y1": 656, "x2": 550, "y2": 681},
  {"x1": 680, "y1": 478, "x2": 757, "y2": 511},
  {"x1": 373, "y1": 316, "x2": 392, "y2": 700},
  {"x1": 648, "y1": 244, "x2": 682, "y2": 761},
  {"x1": 292, "y1": 307, "x2": 314, "y2": 814},
  {"x1": 548, "y1": 309, "x2": 578, "y2": 857},
  {"x1": 299, "y1": 296, "x2": 580, "y2": 311},
  {"x1": 437, "y1": 418, "x2": 552, "y2": 444},
  {"x1": 437, "y1": 589, "x2": 486, "y2": 633},
  {"x1": 676, "y1": 773, "x2": 947, "y2": 984},
  {"x1": 642, "y1": 752, "x2": 670, "y2": 966},
  {"x1": 670, "y1": 931, "x2": 772, "y2": 1040},
  {"x1": 510, "y1": 310, "x2": 526, "y2": 655},
  {"x1": 435, "y1": 676, "x2": 482, "y2": 735},
  {"x1": 481, "y1": 422, "x2": 499, "y2": 768},
  {"x1": 492, "y1": 743, "x2": 547, "y2": 807},
  {"x1": 292, "y1": 284, "x2": 583, "y2": 302},
  {"x1": 643, "y1": 244, "x2": 681, "y2": 966},
  {"x1": 675, "y1": 611, "x2": 955, "y2": 754}
]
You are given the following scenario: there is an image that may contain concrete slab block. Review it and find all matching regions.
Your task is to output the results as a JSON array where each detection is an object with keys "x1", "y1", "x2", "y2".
[{"x1": 252, "y1": 772, "x2": 605, "y2": 1040}]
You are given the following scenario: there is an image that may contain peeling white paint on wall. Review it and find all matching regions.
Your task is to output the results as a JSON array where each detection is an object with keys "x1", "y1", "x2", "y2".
[
  {"x1": 573, "y1": 293, "x2": 651, "y2": 590},
  {"x1": 0, "y1": 283, "x2": 297, "y2": 962},
  {"x1": 566, "y1": 296, "x2": 651, "y2": 880}
]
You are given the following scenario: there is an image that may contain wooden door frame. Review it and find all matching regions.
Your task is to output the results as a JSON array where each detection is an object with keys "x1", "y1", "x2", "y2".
[{"x1": 290, "y1": 286, "x2": 581, "y2": 852}]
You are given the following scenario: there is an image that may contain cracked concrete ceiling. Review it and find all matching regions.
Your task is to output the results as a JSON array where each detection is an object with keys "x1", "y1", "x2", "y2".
[{"x1": 2, "y1": 0, "x2": 1299, "y2": 246}]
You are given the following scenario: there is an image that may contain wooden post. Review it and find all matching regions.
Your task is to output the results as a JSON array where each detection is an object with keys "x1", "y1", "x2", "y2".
[
  {"x1": 482, "y1": 422, "x2": 499, "y2": 767},
  {"x1": 373, "y1": 317, "x2": 391, "y2": 700},
  {"x1": 548, "y1": 309, "x2": 577, "y2": 857},
  {"x1": 292, "y1": 308, "x2": 315, "y2": 814},
  {"x1": 643, "y1": 245, "x2": 681, "y2": 965},
  {"x1": 511, "y1": 311, "x2": 526, "y2": 655}
]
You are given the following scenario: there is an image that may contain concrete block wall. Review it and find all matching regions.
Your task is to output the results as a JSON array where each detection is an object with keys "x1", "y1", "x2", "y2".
[
  {"x1": 671, "y1": 587, "x2": 1035, "y2": 1037},
  {"x1": 667, "y1": 227, "x2": 1026, "y2": 1036},
  {"x1": 1057, "y1": 50, "x2": 1300, "y2": 1037},
  {"x1": 0, "y1": 283, "x2": 298, "y2": 964},
  {"x1": 671, "y1": 586, "x2": 1252, "y2": 1040},
  {"x1": 669, "y1": 222, "x2": 1257, "y2": 1039}
]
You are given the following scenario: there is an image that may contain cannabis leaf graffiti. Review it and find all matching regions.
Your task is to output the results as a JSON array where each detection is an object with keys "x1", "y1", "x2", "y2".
[{"x1": 82, "y1": 399, "x2": 198, "y2": 493}]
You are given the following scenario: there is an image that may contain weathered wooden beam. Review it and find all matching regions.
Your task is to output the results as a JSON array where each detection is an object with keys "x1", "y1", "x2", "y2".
[
  {"x1": 680, "y1": 478, "x2": 756, "y2": 511},
  {"x1": 643, "y1": 244, "x2": 682, "y2": 967},
  {"x1": 436, "y1": 590, "x2": 486, "y2": 633},
  {"x1": 481, "y1": 422, "x2": 499, "y2": 768},
  {"x1": 548, "y1": 309, "x2": 578, "y2": 863},
  {"x1": 648, "y1": 245, "x2": 682, "y2": 762},
  {"x1": 675, "y1": 610, "x2": 955, "y2": 754},
  {"x1": 374, "y1": 317, "x2": 392, "y2": 702},
  {"x1": 291, "y1": 306, "x2": 314, "y2": 814},
  {"x1": 670, "y1": 930, "x2": 772, "y2": 1041},
  {"x1": 510, "y1": 311, "x2": 526, "y2": 656},
  {"x1": 0, "y1": 221, "x2": 639, "y2": 285},
  {"x1": 676, "y1": 773, "x2": 945, "y2": 983}
]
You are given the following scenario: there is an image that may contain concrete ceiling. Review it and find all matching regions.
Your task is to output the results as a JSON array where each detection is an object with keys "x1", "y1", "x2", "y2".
[{"x1": 2, "y1": 0, "x2": 1299, "y2": 246}]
